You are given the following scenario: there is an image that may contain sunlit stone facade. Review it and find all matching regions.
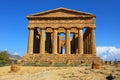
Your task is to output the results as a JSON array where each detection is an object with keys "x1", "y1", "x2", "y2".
[{"x1": 23, "y1": 8, "x2": 102, "y2": 64}]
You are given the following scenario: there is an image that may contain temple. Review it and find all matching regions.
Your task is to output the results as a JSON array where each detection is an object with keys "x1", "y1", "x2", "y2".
[{"x1": 23, "y1": 8, "x2": 102, "y2": 64}]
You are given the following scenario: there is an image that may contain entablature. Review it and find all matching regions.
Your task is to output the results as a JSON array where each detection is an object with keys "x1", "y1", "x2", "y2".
[{"x1": 28, "y1": 23, "x2": 96, "y2": 29}]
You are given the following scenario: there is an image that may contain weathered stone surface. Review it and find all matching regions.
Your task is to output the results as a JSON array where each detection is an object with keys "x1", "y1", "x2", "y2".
[
  {"x1": 104, "y1": 61, "x2": 114, "y2": 65},
  {"x1": 22, "y1": 8, "x2": 103, "y2": 65},
  {"x1": 92, "y1": 62, "x2": 102, "y2": 69},
  {"x1": 10, "y1": 65, "x2": 20, "y2": 72}
]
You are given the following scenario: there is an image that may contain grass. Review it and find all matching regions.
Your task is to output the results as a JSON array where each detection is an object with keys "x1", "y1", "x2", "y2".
[
  {"x1": 23, "y1": 62, "x2": 51, "y2": 67},
  {"x1": 0, "y1": 63, "x2": 10, "y2": 67},
  {"x1": 23, "y1": 62, "x2": 82, "y2": 67},
  {"x1": 0, "y1": 60, "x2": 11, "y2": 67}
]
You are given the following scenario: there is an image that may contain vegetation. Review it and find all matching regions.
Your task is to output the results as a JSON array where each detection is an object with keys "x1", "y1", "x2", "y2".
[
  {"x1": 23, "y1": 62, "x2": 82, "y2": 67},
  {"x1": 23, "y1": 62, "x2": 51, "y2": 67},
  {"x1": 0, "y1": 51, "x2": 11, "y2": 66}
]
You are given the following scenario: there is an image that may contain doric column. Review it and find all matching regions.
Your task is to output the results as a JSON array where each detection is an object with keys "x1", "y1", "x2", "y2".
[
  {"x1": 52, "y1": 29, "x2": 58, "y2": 54},
  {"x1": 65, "y1": 29, "x2": 71, "y2": 54},
  {"x1": 40, "y1": 28, "x2": 45, "y2": 54},
  {"x1": 78, "y1": 28, "x2": 83, "y2": 54},
  {"x1": 27, "y1": 28, "x2": 34, "y2": 55},
  {"x1": 90, "y1": 28, "x2": 96, "y2": 56},
  {"x1": 74, "y1": 33, "x2": 78, "y2": 53},
  {"x1": 58, "y1": 36, "x2": 62, "y2": 54}
]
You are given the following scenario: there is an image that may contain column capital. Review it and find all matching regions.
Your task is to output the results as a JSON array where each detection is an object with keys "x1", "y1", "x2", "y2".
[
  {"x1": 90, "y1": 27, "x2": 96, "y2": 30},
  {"x1": 52, "y1": 28, "x2": 58, "y2": 32},
  {"x1": 65, "y1": 28, "x2": 71, "y2": 30},
  {"x1": 28, "y1": 27, "x2": 34, "y2": 30},
  {"x1": 52, "y1": 28, "x2": 58, "y2": 30},
  {"x1": 77, "y1": 28, "x2": 83, "y2": 30},
  {"x1": 40, "y1": 28, "x2": 45, "y2": 30}
]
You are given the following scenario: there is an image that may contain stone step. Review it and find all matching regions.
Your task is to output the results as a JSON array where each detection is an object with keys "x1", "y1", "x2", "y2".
[{"x1": 22, "y1": 54, "x2": 103, "y2": 64}]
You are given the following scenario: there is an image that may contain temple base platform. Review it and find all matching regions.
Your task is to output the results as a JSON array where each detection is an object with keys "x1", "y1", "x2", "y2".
[{"x1": 21, "y1": 53, "x2": 103, "y2": 65}]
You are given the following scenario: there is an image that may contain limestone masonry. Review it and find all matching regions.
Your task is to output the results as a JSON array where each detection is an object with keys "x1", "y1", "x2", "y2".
[{"x1": 22, "y1": 8, "x2": 103, "y2": 65}]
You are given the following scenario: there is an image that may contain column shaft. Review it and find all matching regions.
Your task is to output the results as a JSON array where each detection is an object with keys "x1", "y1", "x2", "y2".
[
  {"x1": 58, "y1": 36, "x2": 62, "y2": 54},
  {"x1": 91, "y1": 28, "x2": 96, "y2": 56},
  {"x1": 65, "y1": 29, "x2": 71, "y2": 54},
  {"x1": 40, "y1": 28, "x2": 45, "y2": 54},
  {"x1": 52, "y1": 29, "x2": 57, "y2": 54},
  {"x1": 78, "y1": 28, "x2": 83, "y2": 54},
  {"x1": 27, "y1": 28, "x2": 34, "y2": 55},
  {"x1": 74, "y1": 33, "x2": 78, "y2": 53}
]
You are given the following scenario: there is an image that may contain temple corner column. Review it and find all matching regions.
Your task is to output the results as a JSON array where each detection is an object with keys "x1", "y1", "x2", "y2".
[
  {"x1": 27, "y1": 27, "x2": 34, "y2": 55},
  {"x1": 91, "y1": 28, "x2": 96, "y2": 56},
  {"x1": 78, "y1": 28, "x2": 83, "y2": 55}
]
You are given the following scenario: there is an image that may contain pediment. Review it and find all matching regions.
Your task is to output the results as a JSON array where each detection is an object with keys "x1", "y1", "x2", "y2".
[{"x1": 27, "y1": 8, "x2": 95, "y2": 18}]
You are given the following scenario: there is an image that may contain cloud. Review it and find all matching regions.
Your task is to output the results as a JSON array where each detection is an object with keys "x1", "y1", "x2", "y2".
[
  {"x1": 0, "y1": 49, "x2": 20, "y2": 56},
  {"x1": 4, "y1": 48, "x2": 8, "y2": 51},
  {"x1": 13, "y1": 52, "x2": 19, "y2": 55},
  {"x1": 97, "y1": 46, "x2": 120, "y2": 61}
]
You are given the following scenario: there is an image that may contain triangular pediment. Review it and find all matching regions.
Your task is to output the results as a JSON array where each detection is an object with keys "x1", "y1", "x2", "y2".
[{"x1": 27, "y1": 8, "x2": 95, "y2": 18}]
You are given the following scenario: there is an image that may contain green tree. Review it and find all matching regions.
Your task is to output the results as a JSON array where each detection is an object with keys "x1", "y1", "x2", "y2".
[{"x1": 0, "y1": 51, "x2": 11, "y2": 66}]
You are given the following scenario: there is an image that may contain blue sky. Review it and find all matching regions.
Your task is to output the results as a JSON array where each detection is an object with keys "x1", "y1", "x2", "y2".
[{"x1": 0, "y1": 0, "x2": 120, "y2": 60}]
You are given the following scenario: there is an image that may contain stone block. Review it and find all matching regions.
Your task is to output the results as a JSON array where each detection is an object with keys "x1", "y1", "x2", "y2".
[
  {"x1": 10, "y1": 65, "x2": 20, "y2": 72},
  {"x1": 92, "y1": 62, "x2": 101, "y2": 69}
]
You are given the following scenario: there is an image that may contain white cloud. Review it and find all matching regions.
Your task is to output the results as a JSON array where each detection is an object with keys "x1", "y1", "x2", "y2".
[
  {"x1": 0, "y1": 49, "x2": 20, "y2": 55},
  {"x1": 13, "y1": 52, "x2": 19, "y2": 55},
  {"x1": 4, "y1": 48, "x2": 8, "y2": 51},
  {"x1": 97, "y1": 46, "x2": 120, "y2": 61}
]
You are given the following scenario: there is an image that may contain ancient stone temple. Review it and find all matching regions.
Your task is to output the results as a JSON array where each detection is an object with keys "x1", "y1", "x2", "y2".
[{"x1": 23, "y1": 8, "x2": 103, "y2": 64}]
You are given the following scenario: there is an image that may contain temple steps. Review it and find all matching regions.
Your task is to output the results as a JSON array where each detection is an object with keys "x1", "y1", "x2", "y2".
[{"x1": 22, "y1": 54, "x2": 103, "y2": 64}]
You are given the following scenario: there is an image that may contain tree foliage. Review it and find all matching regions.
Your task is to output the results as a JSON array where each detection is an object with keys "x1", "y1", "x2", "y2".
[{"x1": 0, "y1": 51, "x2": 11, "y2": 66}]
